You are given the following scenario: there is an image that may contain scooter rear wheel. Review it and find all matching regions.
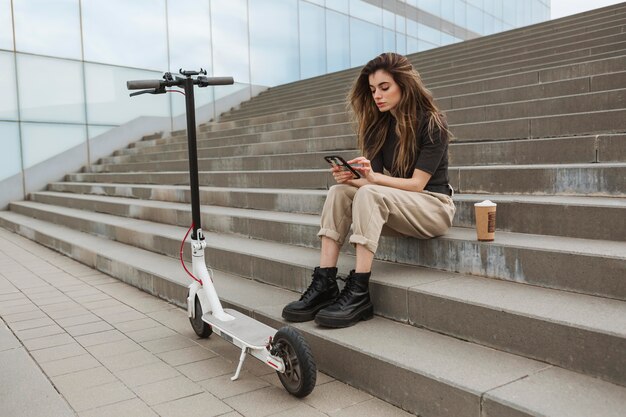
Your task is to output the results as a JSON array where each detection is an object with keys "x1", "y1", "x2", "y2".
[
  {"x1": 189, "y1": 295, "x2": 212, "y2": 338},
  {"x1": 273, "y1": 326, "x2": 316, "y2": 397}
]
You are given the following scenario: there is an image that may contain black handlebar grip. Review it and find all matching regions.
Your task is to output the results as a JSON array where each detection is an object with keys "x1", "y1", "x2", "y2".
[
  {"x1": 203, "y1": 77, "x2": 234, "y2": 85},
  {"x1": 127, "y1": 80, "x2": 162, "y2": 90}
]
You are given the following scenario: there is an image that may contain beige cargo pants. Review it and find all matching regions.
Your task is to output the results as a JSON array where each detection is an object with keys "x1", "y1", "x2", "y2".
[{"x1": 318, "y1": 184, "x2": 456, "y2": 254}]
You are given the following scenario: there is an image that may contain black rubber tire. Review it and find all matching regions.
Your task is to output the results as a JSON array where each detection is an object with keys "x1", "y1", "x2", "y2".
[
  {"x1": 274, "y1": 326, "x2": 316, "y2": 398},
  {"x1": 189, "y1": 295, "x2": 212, "y2": 338}
]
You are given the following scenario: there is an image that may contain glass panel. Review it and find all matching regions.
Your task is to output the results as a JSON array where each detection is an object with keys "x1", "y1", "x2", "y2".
[
  {"x1": 300, "y1": 1, "x2": 326, "y2": 79},
  {"x1": 349, "y1": 0, "x2": 382, "y2": 25},
  {"x1": 0, "y1": 52, "x2": 18, "y2": 120},
  {"x1": 167, "y1": 0, "x2": 212, "y2": 74},
  {"x1": 305, "y1": 0, "x2": 324, "y2": 5},
  {"x1": 13, "y1": 0, "x2": 81, "y2": 59},
  {"x1": 350, "y1": 18, "x2": 382, "y2": 67},
  {"x1": 326, "y1": 10, "x2": 350, "y2": 73},
  {"x1": 249, "y1": 0, "x2": 299, "y2": 86},
  {"x1": 418, "y1": 39, "x2": 437, "y2": 52},
  {"x1": 396, "y1": 33, "x2": 406, "y2": 55},
  {"x1": 0, "y1": 0, "x2": 13, "y2": 50},
  {"x1": 327, "y1": 0, "x2": 349, "y2": 14},
  {"x1": 84, "y1": 63, "x2": 169, "y2": 125},
  {"x1": 417, "y1": 0, "x2": 439, "y2": 17},
  {"x1": 82, "y1": 0, "x2": 168, "y2": 70},
  {"x1": 441, "y1": 0, "x2": 454, "y2": 22},
  {"x1": 407, "y1": 18, "x2": 418, "y2": 37},
  {"x1": 383, "y1": 29, "x2": 395, "y2": 53},
  {"x1": 170, "y1": 82, "x2": 215, "y2": 118},
  {"x1": 466, "y1": 5, "x2": 484, "y2": 34},
  {"x1": 484, "y1": 14, "x2": 495, "y2": 34},
  {"x1": 88, "y1": 125, "x2": 115, "y2": 139},
  {"x1": 396, "y1": 15, "x2": 406, "y2": 34},
  {"x1": 383, "y1": 10, "x2": 395, "y2": 29},
  {"x1": 454, "y1": 0, "x2": 466, "y2": 27},
  {"x1": 418, "y1": 23, "x2": 441, "y2": 45},
  {"x1": 21, "y1": 122, "x2": 85, "y2": 169},
  {"x1": 211, "y1": 0, "x2": 250, "y2": 83},
  {"x1": 494, "y1": 0, "x2": 503, "y2": 19},
  {"x1": 502, "y1": 0, "x2": 515, "y2": 25},
  {"x1": 17, "y1": 55, "x2": 85, "y2": 123},
  {"x1": 484, "y1": 0, "x2": 495, "y2": 16},
  {"x1": 0, "y1": 122, "x2": 21, "y2": 181},
  {"x1": 407, "y1": 36, "x2": 418, "y2": 54}
]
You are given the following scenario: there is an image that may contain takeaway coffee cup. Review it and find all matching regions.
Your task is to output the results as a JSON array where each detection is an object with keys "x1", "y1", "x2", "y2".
[{"x1": 475, "y1": 200, "x2": 497, "y2": 241}]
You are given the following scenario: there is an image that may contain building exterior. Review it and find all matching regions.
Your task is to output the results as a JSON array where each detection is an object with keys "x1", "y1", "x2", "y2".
[{"x1": 0, "y1": 0, "x2": 549, "y2": 206}]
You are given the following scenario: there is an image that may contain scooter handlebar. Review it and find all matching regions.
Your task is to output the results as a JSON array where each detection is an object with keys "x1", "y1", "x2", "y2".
[
  {"x1": 127, "y1": 79, "x2": 162, "y2": 90},
  {"x1": 201, "y1": 76, "x2": 234, "y2": 85}
]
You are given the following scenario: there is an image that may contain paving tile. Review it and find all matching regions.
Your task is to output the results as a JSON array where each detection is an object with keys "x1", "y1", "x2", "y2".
[
  {"x1": 45, "y1": 307, "x2": 90, "y2": 320},
  {"x1": 141, "y1": 335, "x2": 196, "y2": 354},
  {"x1": 33, "y1": 295, "x2": 73, "y2": 306},
  {"x1": 22, "y1": 332, "x2": 75, "y2": 351},
  {"x1": 126, "y1": 325, "x2": 178, "y2": 343},
  {"x1": 0, "y1": 292, "x2": 28, "y2": 302},
  {"x1": 8, "y1": 316, "x2": 56, "y2": 331},
  {"x1": 51, "y1": 366, "x2": 118, "y2": 393},
  {"x1": 40, "y1": 353, "x2": 102, "y2": 377},
  {"x1": 0, "y1": 322, "x2": 21, "y2": 352},
  {"x1": 65, "y1": 321, "x2": 114, "y2": 336},
  {"x1": 30, "y1": 342, "x2": 88, "y2": 363},
  {"x1": 303, "y1": 381, "x2": 372, "y2": 414},
  {"x1": 148, "y1": 308, "x2": 191, "y2": 330},
  {"x1": 269, "y1": 403, "x2": 328, "y2": 417},
  {"x1": 86, "y1": 338, "x2": 143, "y2": 359},
  {"x1": 115, "y1": 361, "x2": 181, "y2": 387},
  {"x1": 15, "y1": 323, "x2": 65, "y2": 340},
  {"x1": 40, "y1": 301, "x2": 83, "y2": 313},
  {"x1": 56, "y1": 312, "x2": 102, "y2": 327},
  {"x1": 223, "y1": 386, "x2": 302, "y2": 417},
  {"x1": 98, "y1": 349, "x2": 161, "y2": 372},
  {"x1": 99, "y1": 309, "x2": 147, "y2": 324},
  {"x1": 71, "y1": 292, "x2": 111, "y2": 304},
  {"x1": 134, "y1": 375, "x2": 204, "y2": 406},
  {"x1": 130, "y1": 299, "x2": 176, "y2": 314},
  {"x1": 63, "y1": 380, "x2": 136, "y2": 412},
  {"x1": 0, "y1": 302, "x2": 39, "y2": 315},
  {"x1": 78, "y1": 398, "x2": 158, "y2": 417},
  {"x1": 75, "y1": 329, "x2": 128, "y2": 347},
  {"x1": 1, "y1": 309, "x2": 46, "y2": 323},
  {"x1": 82, "y1": 298, "x2": 125, "y2": 311},
  {"x1": 199, "y1": 371, "x2": 270, "y2": 399},
  {"x1": 80, "y1": 274, "x2": 120, "y2": 286},
  {"x1": 156, "y1": 345, "x2": 217, "y2": 367},
  {"x1": 331, "y1": 398, "x2": 414, "y2": 417},
  {"x1": 176, "y1": 357, "x2": 235, "y2": 382},
  {"x1": 152, "y1": 392, "x2": 233, "y2": 417},
  {"x1": 114, "y1": 317, "x2": 162, "y2": 333}
]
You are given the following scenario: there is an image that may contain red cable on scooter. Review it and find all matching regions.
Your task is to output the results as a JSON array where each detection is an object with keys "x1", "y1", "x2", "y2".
[{"x1": 180, "y1": 223, "x2": 202, "y2": 285}]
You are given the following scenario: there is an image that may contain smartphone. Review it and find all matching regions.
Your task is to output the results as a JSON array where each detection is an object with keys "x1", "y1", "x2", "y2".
[{"x1": 324, "y1": 155, "x2": 361, "y2": 179}]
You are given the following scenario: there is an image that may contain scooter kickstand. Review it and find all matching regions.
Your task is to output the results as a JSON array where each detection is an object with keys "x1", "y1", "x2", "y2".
[{"x1": 231, "y1": 346, "x2": 248, "y2": 381}]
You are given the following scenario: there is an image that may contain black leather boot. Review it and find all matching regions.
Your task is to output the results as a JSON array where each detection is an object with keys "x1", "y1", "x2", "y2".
[
  {"x1": 314, "y1": 270, "x2": 374, "y2": 328},
  {"x1": 282, "y1": 267, "x2": 339, "y2": 322}
]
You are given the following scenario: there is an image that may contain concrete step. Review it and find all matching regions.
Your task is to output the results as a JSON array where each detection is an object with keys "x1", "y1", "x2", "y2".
[
  {"x1": 10, "y1": 198, "x2": 626, "y2": 302},
  {"x1": 201, "y1": 55, "x2": 626, "y2": 133},
  {"x1": 2, "y1": 211, "x2": 625, "y2": 416},
  {"x1": 68, "y1": 163, "x2": 626, "y2": 197},
  {"x1": 1, "y1": 207, "x2": 625, "y2": 389},
  {"x1": 451, "y1": 108, "x2": 626, "y2": 141},
  {"x1": 94, "y1": 135, "x2": 626, "y2": 174},
  {"x1": 39, "y1": 184, "x2": 626, "y2": 242}
]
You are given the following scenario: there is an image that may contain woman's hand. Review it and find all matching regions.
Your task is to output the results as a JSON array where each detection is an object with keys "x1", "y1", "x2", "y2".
[
  {"x1": 348, "y1": 157, "x2": 378, "y2": 184},
  {"x1": 330, "y1": 165, "x2": 354, "y2": 184}
]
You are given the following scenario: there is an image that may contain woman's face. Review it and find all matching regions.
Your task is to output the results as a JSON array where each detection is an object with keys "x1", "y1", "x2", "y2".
[{"x1": 368, "y1": 70, "x2": 401, "y2": 112}]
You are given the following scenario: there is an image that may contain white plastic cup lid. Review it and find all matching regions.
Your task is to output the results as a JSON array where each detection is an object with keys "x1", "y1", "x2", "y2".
[{"x1": 474, "y1": 200, "x2": 497, "y2": 207}]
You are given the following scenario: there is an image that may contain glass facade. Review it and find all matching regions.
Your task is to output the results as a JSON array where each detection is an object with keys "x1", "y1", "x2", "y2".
[{"x1": 0, "y1": 0, "x2": 550, "y2": 186}]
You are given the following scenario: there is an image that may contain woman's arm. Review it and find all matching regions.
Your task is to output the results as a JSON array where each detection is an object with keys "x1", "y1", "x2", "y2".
[{"x1": 345, "y1": 157, "x2": 432, "y2": 192}]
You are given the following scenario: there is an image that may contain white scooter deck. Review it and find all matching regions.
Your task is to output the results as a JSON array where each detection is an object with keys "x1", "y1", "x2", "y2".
[{"x1": 202, "y1": 308, "x2": 274, "y2": 349}]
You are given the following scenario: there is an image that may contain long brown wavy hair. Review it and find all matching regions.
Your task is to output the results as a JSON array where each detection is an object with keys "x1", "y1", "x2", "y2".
[{"x1": 348, "y1": 52, "x2": 450, "y2": 177}]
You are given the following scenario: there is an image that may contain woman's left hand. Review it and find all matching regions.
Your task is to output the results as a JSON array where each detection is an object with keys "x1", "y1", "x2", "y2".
[{"x1": 348, "y1": 157, "x2": 378, "y2": 184}]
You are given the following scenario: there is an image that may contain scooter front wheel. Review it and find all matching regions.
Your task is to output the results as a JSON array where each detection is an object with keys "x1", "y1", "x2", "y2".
[
  {"x1": 273, "y1": 326, "x2": 316, "y2": 397},
  {"x1": 189, "y1": 295, "x2": 212, "y2": 338}
]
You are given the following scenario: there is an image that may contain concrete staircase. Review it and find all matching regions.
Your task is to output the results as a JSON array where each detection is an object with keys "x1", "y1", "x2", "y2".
[{"x1": 2, "y1": 4, "x2": 625, "y2": 417}]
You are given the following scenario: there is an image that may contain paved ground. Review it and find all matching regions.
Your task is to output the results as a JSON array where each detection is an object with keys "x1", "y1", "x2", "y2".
[{"x1": 0, "y1": 228, "x2": 412, "y2": 417}]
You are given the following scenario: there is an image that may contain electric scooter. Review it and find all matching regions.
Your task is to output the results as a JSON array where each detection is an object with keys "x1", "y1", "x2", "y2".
[{"x1": 127, "y1": 70, "x2": 317, "y2": 397}]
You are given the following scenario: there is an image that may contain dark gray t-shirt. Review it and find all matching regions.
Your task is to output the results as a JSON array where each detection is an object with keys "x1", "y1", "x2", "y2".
[{"x1": 370, "y1": 117, "x2": 449, "y2": 190}]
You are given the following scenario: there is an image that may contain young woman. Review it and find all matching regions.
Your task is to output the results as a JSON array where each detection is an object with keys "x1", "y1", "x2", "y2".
[{"x1": 282, "y1": 52, "x2": 456, "y2": 328}]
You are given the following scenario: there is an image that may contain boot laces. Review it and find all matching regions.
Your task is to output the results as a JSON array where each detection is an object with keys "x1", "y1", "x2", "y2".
[
  {"x1": 300, "y1": 273, "x2": 325, "y2": 302},
  {"x1": 335, "y1": 276, "x2": 359, "y2": 306}
]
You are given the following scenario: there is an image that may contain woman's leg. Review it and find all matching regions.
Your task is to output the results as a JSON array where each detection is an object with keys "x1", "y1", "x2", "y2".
[{"x1": 283, "y1": 185, "x2": 357, "y2": 322}]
